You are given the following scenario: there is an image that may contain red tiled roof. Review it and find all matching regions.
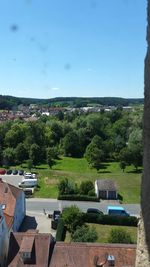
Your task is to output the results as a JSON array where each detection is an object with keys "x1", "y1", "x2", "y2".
[
  {"x1": 0, "y1": 179, "x2": 22, "y2": 228},
  {"x1": 49, "y1": 242, "x2": 136, "y2": 267},
  {"x1": 7, "y1": 231, "x2": 55, "y2": 267}
]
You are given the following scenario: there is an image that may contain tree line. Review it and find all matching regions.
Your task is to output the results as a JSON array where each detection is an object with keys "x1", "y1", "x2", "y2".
[
  {"x1": 0, "y1": 94, "x2": 143, "y2": 109},
  {"x1": 0, "y1": 107, "x2": 143, "y2": 171}
]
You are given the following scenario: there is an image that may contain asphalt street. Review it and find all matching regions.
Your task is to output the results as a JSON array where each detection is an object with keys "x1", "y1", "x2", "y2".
[
  {"x1": 1, "y1": 174, "x2": 141, "y2": 217},
  {"x1": 26, "y1": 198, "x2": 141, "y2": 217}
]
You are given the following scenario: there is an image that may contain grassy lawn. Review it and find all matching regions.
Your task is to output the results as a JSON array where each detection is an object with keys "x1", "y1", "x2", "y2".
[
  {"x1": 10, "y1": 157, "x2": 141, "y2": 203},
  {"x1": 65, "y1": 224, "x2": 137, "y2": 244}
]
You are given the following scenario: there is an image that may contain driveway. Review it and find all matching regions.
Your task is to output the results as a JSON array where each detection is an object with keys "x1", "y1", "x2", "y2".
[{"x1": 20, "y1": 210, "x2": 56, "y2": 237}]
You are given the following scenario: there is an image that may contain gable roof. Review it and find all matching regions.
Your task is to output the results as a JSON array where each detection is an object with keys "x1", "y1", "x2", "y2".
[
  {"x1": 0, "y1": 178, "x2": 23, "y2": 228},
  {"x1": 49, "y1": 242, "x2": 136, "y2": 267},
  {"x1": 7, "y1": 230, "x2": 55, "y2": 267},
  {"x1": 96, "y1": 179, "x2": 117, "y2": 191}
]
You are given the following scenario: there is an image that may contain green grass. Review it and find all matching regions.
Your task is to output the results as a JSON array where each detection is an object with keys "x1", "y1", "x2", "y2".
[
  {"x1": 8, "y1": 157, "x2": 141, "y2": 203},
  {"x1": 65, "y1": 224, "x2": 137, "y2": 244}
]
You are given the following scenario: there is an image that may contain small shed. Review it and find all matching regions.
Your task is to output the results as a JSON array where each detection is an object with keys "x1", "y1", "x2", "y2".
[{"x1": 95, "y1": 179, "x2": 117, "y2": 199}]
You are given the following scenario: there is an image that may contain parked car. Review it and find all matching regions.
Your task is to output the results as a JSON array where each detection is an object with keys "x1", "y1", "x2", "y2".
[
  {"x1": 24, "y1": 172, "x2": 33, "y2": 179},
  {"x1": 86, "y1": 208, "x2": 103, "y2": 215},
  {"x1": 18, "y1": 170, "x2": 24, "y2": 175},
  {"x1": 107, "y1": 206, "x2": 130, "y2": 217},
  {"x1": 53, "y1": 210, "x2": 61, "y2": 221},
  {"x1": 12, "y1": 170, "x2": 18, "y2": 175},
  {"x1": 6, "y1": 169, "x2": 12, "y2": 175},
  {"x1": 0, "y1": 169, "x2": 6, "y2": 175},
  {"x1": 18, "y1": 178, "x2": 38, "y2": 188}
]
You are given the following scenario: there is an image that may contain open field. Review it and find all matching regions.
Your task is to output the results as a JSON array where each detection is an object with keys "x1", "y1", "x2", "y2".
[
  {"x1": 5, "y1": 157, "x2": 141, "y2": 203},
  {"x1": 65, "y1": 224, "x2": 137, "y2": 244}
]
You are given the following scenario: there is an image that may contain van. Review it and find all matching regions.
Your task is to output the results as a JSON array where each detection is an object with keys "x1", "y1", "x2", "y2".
[
  {"x1": 18, "y1": 178, "x2": 37, "y2": 188},
  {"x1": 107, "y1": 206, "x2": 130, "y2": 217}
]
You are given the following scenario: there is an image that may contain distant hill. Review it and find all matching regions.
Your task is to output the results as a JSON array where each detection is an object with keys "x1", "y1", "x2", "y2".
[{"x1": 0, "y1": 95, "x2": 144, "y2": 110}]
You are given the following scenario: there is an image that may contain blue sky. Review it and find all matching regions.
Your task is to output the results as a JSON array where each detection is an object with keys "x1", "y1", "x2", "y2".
[{"x1": 0, "y1": 0, "x2": 147, "y2": 99}]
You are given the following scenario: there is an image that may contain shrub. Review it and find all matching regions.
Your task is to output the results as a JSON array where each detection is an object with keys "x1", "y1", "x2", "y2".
[
  {"x1": 71, "y1": 225, "x2": 98, "y2": 242},
  {"x1": 62, "y1": 205, "x2": 84, "y2": 233},
  {"x1": 58, "y1": 194, "x2": 99, "y2": 202},
  {"x1": 56, "y1": 219, "x2": 66, "y2": 241},
  {"x1": 108, "y1": 228, "x2": 134, "y2": 244},
  {"x1": 84, "y1": 213, "x2": 138, "y2": 227}
]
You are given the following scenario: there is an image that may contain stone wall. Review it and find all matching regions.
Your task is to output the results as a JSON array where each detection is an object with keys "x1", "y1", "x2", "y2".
[{"x1": 136, "y1": 0, "x2": 150, "y2": 266}]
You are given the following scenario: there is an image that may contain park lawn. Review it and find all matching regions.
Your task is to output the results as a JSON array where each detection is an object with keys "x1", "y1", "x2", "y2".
[
  {"x1": 65, "y1": 224, "x2": 137, "y2": 244},
  {"x1": 13, "y1": 157, "x2": 141, "y2": 203}
]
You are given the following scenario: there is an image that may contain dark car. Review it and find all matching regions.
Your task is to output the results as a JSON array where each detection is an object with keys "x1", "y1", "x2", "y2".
[
  {"x1": 87, "y1": 208, "x2": 103, "y2": 215},
  {"x1": 53, "y1": 210, "x2": 61, "y2": 221},
  {"x1": 18, "y1": 170, "x2": 24, "y2": 175},
  {"x1": 6, "y1": 169, "x2": 12, "y2": 175},
  {"x1": 12, "y1": 170, "x2": 18, "y2": 175},
  {"x1": 0, "y1": 169, "x2": 6, "y2": 175}
]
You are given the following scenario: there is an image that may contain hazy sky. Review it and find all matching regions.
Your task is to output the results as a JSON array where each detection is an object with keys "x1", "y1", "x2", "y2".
[{"x1": 0, "y1": 0, "x2": 147, "y2": 99}]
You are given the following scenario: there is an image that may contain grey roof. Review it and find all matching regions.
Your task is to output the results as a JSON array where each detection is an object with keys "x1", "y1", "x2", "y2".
[{"x1": 96, "y1": 179, "x2": 117, "y2": 191}]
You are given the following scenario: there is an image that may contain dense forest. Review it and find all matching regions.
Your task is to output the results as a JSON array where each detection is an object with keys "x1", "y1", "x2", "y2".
[
  {"x1": 0, "y1": 106, "x2": 143, "y2": 171},
  {"x1": 0, "y1": 95, "x2": 144, "y2": 109}
]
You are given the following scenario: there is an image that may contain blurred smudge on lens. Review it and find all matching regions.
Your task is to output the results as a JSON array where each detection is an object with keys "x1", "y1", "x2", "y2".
[
  {"x1": 10, "y1": 24, "x2": 19, "y2": 32},
  {"x1": 64, "y1": 63, "x2": 71, "y2": 70}
]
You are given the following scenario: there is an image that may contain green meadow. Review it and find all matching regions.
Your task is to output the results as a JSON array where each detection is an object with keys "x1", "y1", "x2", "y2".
[
  {"x1": 20, "y1": 157, "x2": 141, "y2": 203},
  {"x1": 65, "y1": 224, "x2": 137, "y2": 244}
]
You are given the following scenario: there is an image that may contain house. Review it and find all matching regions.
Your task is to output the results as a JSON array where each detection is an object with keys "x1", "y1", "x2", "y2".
[
  {"x1": 49, "y1": 242, "x2": 136, "y2": 267},
  {"x1": 0, "y1": 205, "x2": 9, "y2": 267},
  {"x1": 0, "y1": 178, "x2": 26, "y2": 232},
  {"x1": 95, "y1": 179, "x2": 117, "y2": 199},
  {"x1": 7, "y1": 230, "x2": 55, "y2": 267}
]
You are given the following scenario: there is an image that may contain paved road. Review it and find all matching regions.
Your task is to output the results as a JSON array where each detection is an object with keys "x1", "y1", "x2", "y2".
[
  {"x1": 1, "y1": 175, "x2": 141, "y2": 217},
  {"x1": 26, "y1": 198, "x2": 141, "y2": 217}
]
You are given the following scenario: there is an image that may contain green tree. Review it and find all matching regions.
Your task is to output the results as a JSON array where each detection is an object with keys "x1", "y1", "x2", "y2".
[
  {"x1": 119, "y1": 161, "x2": 126, "y2": 172},
  {"x1": 15, "y1": 143, "x2": 28, "y2": 164},
  {"x1": 27, "y1": 159, "x2": 33, "y2": 172},
  {"x1": 62, "y1": 131, "x2": 80, "y2": 157},
  {"x1": 79, "y1": 180, "x2": 94, "y2": 195},
  {"x1": 46, "y1": 147, "x2": 55, "y2": 168},
  {"x1": 84, "y1": 137, "x2": 104, "y2": 171},
  {"x1": 4, "y1": 123, "x2": 25, "y2": 148},
  {"x1": 29, "y1": 143, "x2": 41, "y2": 165},
  {"x1": 58, "y1": 178, "x2": 75, "y2": 195},
  {"x1": 3, "y1": 147, "x2": 15, "y2": 166},
  {"x1": 62, "y1": 205, "x2": 84, "y2": 233},
  {"x1": 71, "y1": 225, "x2": 97, "y2": 242},
  {"x1": 108, "y1": 228, "x2": 133, "y2": 244}
]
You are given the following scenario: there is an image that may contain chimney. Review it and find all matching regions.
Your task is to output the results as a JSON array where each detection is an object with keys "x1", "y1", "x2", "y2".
[{"x1": 107, "y1": 255, "x2": 115, "y2": 266}]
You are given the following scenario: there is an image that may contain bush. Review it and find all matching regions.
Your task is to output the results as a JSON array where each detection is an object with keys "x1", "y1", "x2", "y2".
[
  {"x1": 62, "y1": 205, "x2": 84, "y2": 233},
  {"x1": 71, "y1": 225, "x2": 98, "y2": 242},
  {"x1": 108, "y1": 228, "x2": 134, "y2": 244},
  {"x1": 58, "y1": 194, "x2": 99, "y2": 202},
  {"x1": 56, "y1": 219, "x2": 66, "y2": 241},
  {"x1": 84, "y1": 213, "x2": 138, "y2": 227}
]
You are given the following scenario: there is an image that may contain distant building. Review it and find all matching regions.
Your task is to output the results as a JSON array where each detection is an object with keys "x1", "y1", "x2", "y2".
[{"x1": 95, "y1": 179, "x2": 117, "y2": 199}]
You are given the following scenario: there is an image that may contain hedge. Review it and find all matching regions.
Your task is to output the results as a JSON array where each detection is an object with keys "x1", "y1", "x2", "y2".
[
  {"x1": 83, "y1": 213, "x2": 138, "y2": 227},
  {"x1": 58, "y1": 194, "x2": 99, "y2": 202},
  {"x1": 55, "y1": 219, "x2": 66, "y2": 241}
]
